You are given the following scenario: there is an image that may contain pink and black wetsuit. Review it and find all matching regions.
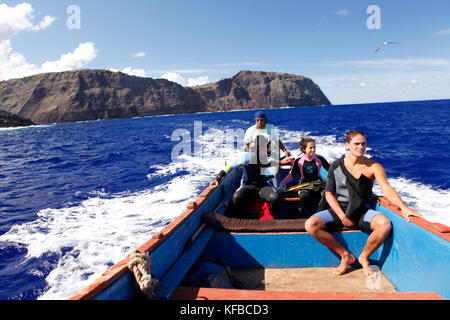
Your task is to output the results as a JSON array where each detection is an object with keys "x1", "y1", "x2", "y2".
[
  {"x1": 281, "y1": 154, "x2": 330, "y2": 185},
  {"x1": 280, "y1": 154, "x2": 330, "y2": 214}
]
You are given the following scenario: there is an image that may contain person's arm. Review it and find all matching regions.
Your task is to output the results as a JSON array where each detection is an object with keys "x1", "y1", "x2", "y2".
[
  {"x1": 325, "y1": 191, "x2": 355, "y2": 227},
  {"x1": 243, "y1": 127, "x2": 253, "y2": 152},
  {"x1": 373, "y1": 162, "x2": 423, "y2": 222},
  {"x1": 269, "y1": 125, "x2": 290, "y2": 157},
  {"x1": 278, "y1": 140, "x2": 291, "y2": 157},
  {"x1": 318, "y1": 155, "x2": 330, "y2": 171},
  {"x1": 280, "y1": 172, "x2": 294, "y2": 186},
  {"x1": 210, "y1": 153, "x2": 247, "y2": 187}
]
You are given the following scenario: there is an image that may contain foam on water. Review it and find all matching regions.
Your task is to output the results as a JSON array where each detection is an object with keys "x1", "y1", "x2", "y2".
[
  {"x1": 373, "y1": 179, "x2": 450, "y2": 226},
  {"x1": 0, "y1": 123, "x2": 448, "y2": 300},
  {"x1": 0, "y1": 172, "x2": 210, "y2": 299},
  {"x1": 0, "y1": 125, "x2": 239, "y2": 299},
  {"x1": 0, "y1": 124, "x2": 55, "y2": 131}
]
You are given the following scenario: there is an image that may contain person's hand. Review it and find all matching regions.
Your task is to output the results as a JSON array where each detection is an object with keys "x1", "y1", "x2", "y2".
[
  {"x1": 401, "y1": 206, "x2": 423, "y2": 222},
  {"x1": 341, "y1": 217, "x2": 355, "y2": 228},
  {"x1": 283, "y1": 157, "x2": 295, "y2": 166}
]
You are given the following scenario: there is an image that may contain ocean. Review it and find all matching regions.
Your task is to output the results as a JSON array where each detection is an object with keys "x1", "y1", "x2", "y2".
[{"x1": 0, "y1": 99, "x2": 449, "y2": 300}]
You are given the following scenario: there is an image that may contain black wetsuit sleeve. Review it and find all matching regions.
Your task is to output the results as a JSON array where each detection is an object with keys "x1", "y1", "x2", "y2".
[
  {"x1": 325, "y1": 160, "x2": 338, "y2": 193},
  {"x1": 290, "y1": 158, "x2": 300, "y2": 178},
  {"x1": 318, "y1": 155, "x2": 330, "y2": 171}
]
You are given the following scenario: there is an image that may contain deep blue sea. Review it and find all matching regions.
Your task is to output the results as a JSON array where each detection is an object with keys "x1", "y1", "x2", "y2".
[{"x1": 0, "y1": 99, "x2": 449, "y2": 299}]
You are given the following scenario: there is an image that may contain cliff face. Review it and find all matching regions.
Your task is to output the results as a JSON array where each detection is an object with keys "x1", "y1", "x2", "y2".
[
  {"x1": 0, "y1": 69, "x2": 331, "y2": 124},
  {"x1": 0, "y1": 70, "x2": 205, "y2": 124},
  {"x1": 193, "y1": 70, "x2": 331, "y2": 111},
  {"x1": 0, "y1": 110, "x2": 34, "y2": 128}
]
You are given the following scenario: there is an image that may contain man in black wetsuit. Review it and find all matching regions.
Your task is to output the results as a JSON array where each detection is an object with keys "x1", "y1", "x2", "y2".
[{"x1": 230, "y1": 135, "x2": 280, "y2": 218}]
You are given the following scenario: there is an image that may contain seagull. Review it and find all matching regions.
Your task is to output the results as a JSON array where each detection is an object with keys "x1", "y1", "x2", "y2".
[{"x1": 375, "y1": 41, "x2": 398, "y2": 53}]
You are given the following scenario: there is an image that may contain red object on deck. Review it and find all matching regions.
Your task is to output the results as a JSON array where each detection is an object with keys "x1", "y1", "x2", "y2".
[{"x1": 251, "y1": 202, "x2": 274, "y2": 220}]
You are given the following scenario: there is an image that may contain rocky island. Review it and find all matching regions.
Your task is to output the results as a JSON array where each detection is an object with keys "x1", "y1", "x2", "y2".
[
  {"x1": 194, "y1": 70, "x2": 331, "y2": 112},
  {"x1": 0, "y1": 109, "x2": 34, "y2": 128},
  {"x1": 0, "y1": 70, "x2": 331, "y2": 126}
]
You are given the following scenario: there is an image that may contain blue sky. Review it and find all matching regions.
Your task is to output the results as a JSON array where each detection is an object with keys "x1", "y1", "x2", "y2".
[{"x1": 1, "y1": 0, "x2": 449, "y2": 104}]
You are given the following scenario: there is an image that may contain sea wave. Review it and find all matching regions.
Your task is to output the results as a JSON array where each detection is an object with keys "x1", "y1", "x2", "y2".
[
  {"x1": 0, "y1": 124, "x2": 55, "y2": 131},
  {"x1": 373, "y1": 179, "x2": 450, "y2": 226},
  {"x1": 0, "y1": 102, "x2": 448, "y2": 300},
  {"x1": 0, "y1": 180, "x2": 195, "y2": 299}
]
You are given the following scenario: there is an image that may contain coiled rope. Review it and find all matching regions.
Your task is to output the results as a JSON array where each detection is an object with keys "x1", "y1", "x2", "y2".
[{"x1": 127, "y1": 251, "x2": 158, "y2": 298}]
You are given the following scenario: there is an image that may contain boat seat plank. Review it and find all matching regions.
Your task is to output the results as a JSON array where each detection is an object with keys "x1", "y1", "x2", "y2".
[
  {"x1": 202, "y1": 212, "x2": 307, "y2": 232},
  {"x1": 202, "y1": 212, "x2": 359, "y2": 233}
]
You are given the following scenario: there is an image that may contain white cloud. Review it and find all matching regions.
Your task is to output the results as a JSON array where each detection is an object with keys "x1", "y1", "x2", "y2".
[
  {"x1": 187, "y1": 76, "x2": 209, "y2": 87},
  {"x1": 161, "y1": 72, "x2": 187, "y2": 85},
  {"x1": 0, "y1": 40, "x2": 97, "y2": 81},
  {"x1": 315, "y1": 71, "x2": 450, "y2": 104},
  {"x1": 0, "y1": 3, "x2": 95, "y2": 81},
  {"x1": 334, "y1": 9, "x2": 351, "y2": 16},
  {"x1": 31, "y1": 15, "x2": 56, "y2": 32},
  {"x1": 132, "y1": 51, "x2": 146, "y2": 58},
  {"x1": 121, "y1": 67, "x2": 146, "y2": 77},
  {"x1": 160, "y1": 72, "x2": 210, "y2": 87},
  {"x1": 109, "y1": 67, "x2": 147, "y2": 77},
  {"x1": 433, "y1": 28, "x2": 450, "y2": 36},
  {"x1": 39, "y1": 42, "x2": 97, "y2": 73},
  {"x1": 0, "y1": 2, "x2": 55, "y2": 41},
  {"x1": 315, "y1": 57, "x2": 450, "y2": 103}
]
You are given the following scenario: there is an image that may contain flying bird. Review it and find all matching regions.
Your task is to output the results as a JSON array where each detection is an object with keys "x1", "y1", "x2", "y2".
[{"x1": 375, "y1": 41, "x2": 398, "y2": 53}]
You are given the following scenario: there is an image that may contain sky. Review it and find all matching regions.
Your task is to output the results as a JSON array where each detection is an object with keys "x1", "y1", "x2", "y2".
[{"x1": 1, "y1": 0, "x2": 449, "y2": 104}]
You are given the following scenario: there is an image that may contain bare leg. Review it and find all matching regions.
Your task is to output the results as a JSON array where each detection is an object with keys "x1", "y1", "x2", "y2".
[
  {"x1": 358, "y1": 214, "x2": 392, "y2": 278},
  {"x1": 305, "y1": 216, "x2": 356, "y2": 276}
]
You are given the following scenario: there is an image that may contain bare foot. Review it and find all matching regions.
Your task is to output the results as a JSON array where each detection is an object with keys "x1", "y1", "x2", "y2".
[
  {"x1": 358, "y1": 255, "x2": 376, "y2": 278},
  {"x1": 334, "y1": 253, "x2": 356, "y2": 276}
]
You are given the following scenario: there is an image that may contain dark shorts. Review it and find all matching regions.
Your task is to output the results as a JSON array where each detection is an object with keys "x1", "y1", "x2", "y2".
[{"x1": 313, "y1": 209, "x2": 382, "y2": 233}]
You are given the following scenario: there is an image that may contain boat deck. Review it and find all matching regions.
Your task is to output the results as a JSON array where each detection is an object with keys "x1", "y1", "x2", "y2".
[
  {"x1": 174, "y1": 267, "x2": 444, "y2": 300},
  {"x1": 231, "y1": 267, "x2": 396, "y2": 293}
]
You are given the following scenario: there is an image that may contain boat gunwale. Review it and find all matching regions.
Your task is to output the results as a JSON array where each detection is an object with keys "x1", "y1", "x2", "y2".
[
  {"x1": 69, "y1": 180, "x2": 218, "y2": 300},
  {"x1": 376, "y1": 196, "x2": 450, "y2": 241},
  {"x1": 172, "y1": 286, "x2": 444, "y2": 300},
  {"x1": 69, "y1": 171, "x2": 449, "y2": 300}
]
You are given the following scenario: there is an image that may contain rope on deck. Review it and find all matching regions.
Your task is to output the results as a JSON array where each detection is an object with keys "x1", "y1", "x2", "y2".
[{"x1": 128, "y1": 252, "x2": 158, "y2": 299}]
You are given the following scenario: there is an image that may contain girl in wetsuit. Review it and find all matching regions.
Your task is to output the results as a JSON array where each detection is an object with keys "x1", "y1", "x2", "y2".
[{"x1": 279, "y1": 137, "x2": 330, "y2": 214}]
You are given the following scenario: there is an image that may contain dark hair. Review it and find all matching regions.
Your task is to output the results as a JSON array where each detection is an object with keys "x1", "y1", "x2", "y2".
[
  {"x1": 299, "y1": 137, "x2": 315, "y2": 153},
  {"x1": 345, "y1": 130, "x2": 366, "y2": 143}
]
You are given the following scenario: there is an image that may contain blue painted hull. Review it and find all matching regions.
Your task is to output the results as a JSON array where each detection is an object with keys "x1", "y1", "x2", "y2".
[{"x1": 70, "y1": 166, "x2": 450, "y2": 300}]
